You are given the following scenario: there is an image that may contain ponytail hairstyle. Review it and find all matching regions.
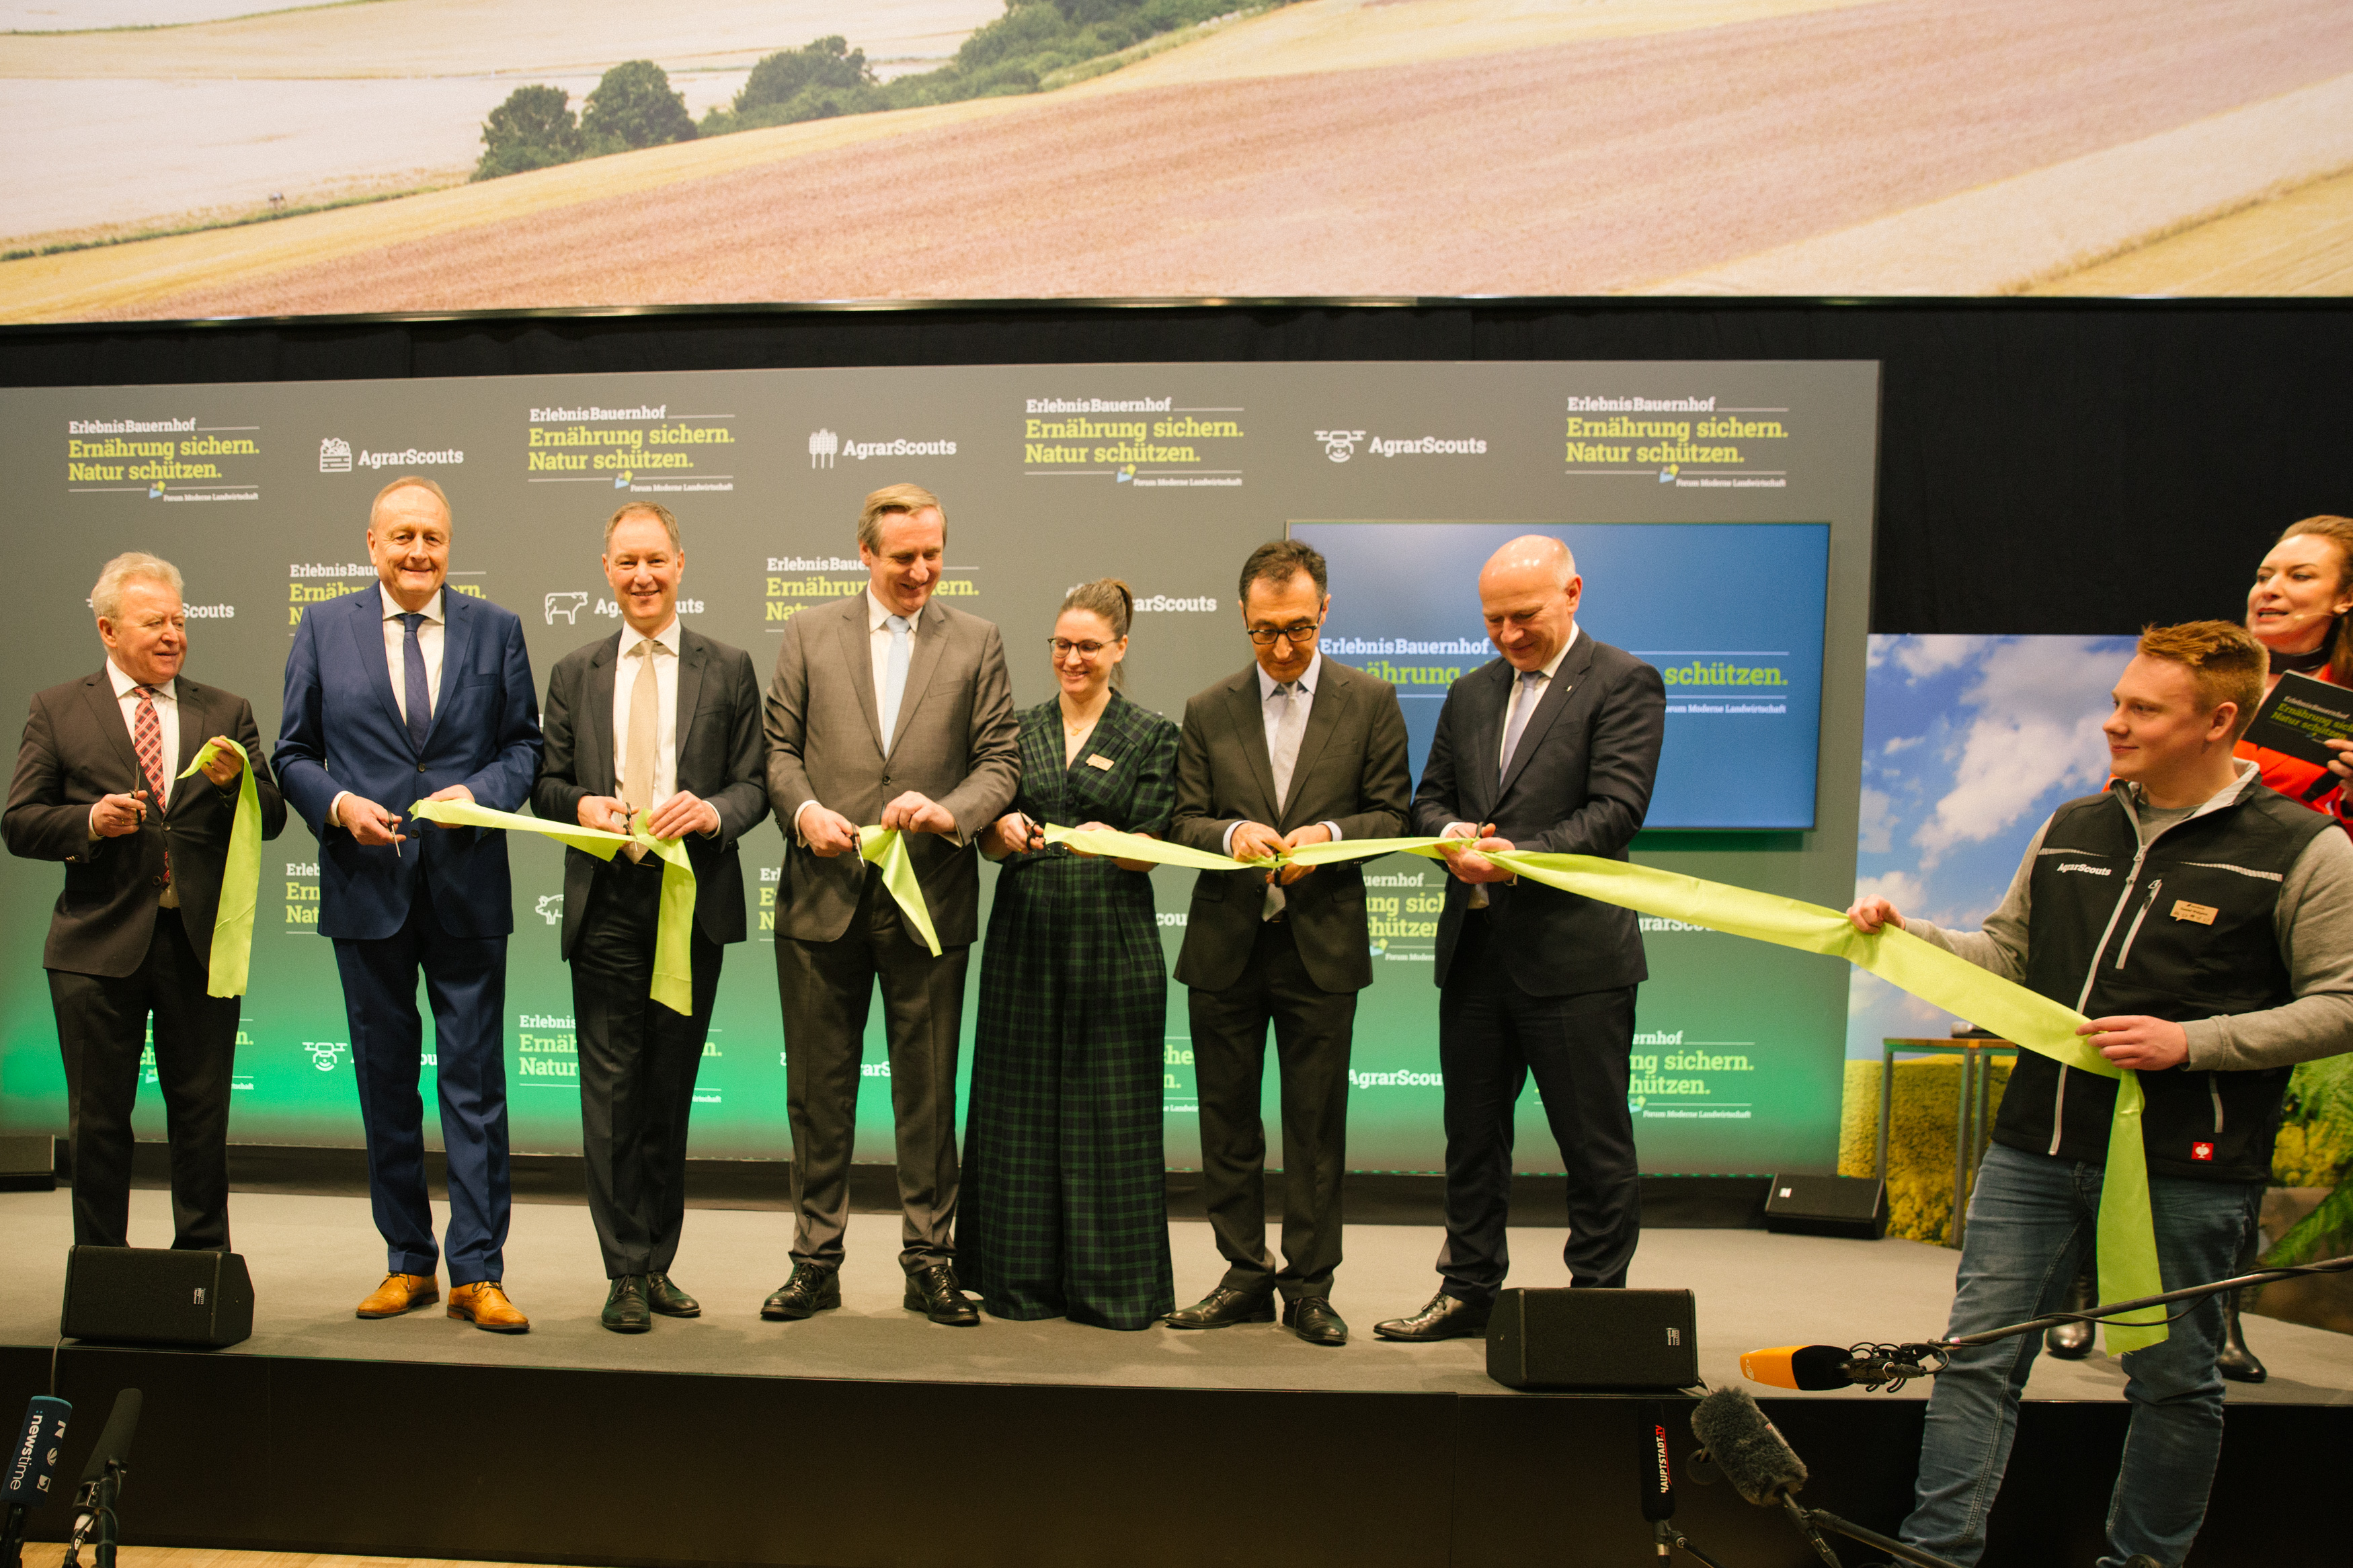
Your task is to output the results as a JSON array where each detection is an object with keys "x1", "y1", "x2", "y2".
[
  {"x1": 1059, "y1": 577, "x2": 1134, "y2": 689},
  {"x1": 2275, "y1": 515, "x2": 2353, "y2": 682}
]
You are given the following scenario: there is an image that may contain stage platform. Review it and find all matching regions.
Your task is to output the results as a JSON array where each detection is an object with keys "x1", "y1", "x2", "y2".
[{"x1": 3, "y1": 1186, "x2": 2348, "y2": 1566}]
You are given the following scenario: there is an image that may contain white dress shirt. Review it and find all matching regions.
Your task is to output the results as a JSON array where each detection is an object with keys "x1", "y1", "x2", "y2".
[
  {"x1": 612, "y1": 616, "x2": 682, "y2": 804},
  {"x1": 331, "y1": 585, "x2": 445, "y2": 828},
  {"x1": 793, "y1": 590, "x2": 928, "y2": 843},
  {"x1": 1222, "y1": 651, "x2": 1343, "y2": 854}
]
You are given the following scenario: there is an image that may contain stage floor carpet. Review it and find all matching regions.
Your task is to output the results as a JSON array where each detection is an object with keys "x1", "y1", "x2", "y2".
[{"x1": 7, "y1": 1186, "x2": 2350, "y2": 1405}]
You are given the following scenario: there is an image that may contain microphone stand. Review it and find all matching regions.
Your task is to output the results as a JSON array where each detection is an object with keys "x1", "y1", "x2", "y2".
[
  {"x1": 2, "y1": 1502, "x2": 28, "y2": 1568},
  {"x1": 60, "y1": 1460, "x2": 124, "y2": 1568},
  {"x1": 1941, "y1": 1253, "x2": 2353, "y2": 1350}
]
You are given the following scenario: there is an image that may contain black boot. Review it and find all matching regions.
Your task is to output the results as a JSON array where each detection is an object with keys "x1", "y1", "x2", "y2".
[
  {"x1": 2217, "y1": 1288, "x2": 2267, "y2": 1383},
  {"x1": 2044, "y1": 1257, "x2": 2096, "y2": 1360}
]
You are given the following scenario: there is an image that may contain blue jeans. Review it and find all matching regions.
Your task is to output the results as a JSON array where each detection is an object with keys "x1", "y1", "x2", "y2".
[{"x1": 1900, "y1": 1142, "x2": 2262, "y2": 1568}]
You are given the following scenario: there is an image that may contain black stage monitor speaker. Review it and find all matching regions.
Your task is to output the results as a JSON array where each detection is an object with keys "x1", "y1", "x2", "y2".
[
  {"x1": 0, "y1": 1134, "x2": 56, "y2": 1192},
  {"x1": 1486, "y1": 1288, "x2": 1698, "y2": 1391},
  {"x1": 1762, "y1": 1174, "x2": 1887, "y2": 1240},
  {"x1": 63, "y1": 1246, "x2": 253, "y2": 1348}
]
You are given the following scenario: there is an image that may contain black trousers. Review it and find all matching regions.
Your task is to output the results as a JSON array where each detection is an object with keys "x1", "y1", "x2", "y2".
[
  {"x1": 1436, "y1": 911, "x2": 1640, "y2": 1294},
  {"x1": 778, "y1": 870, "x2": 970, "y2": 1272},
  {"x1": 571, "y1": 854, "x2": 723, "y2": 1279},
  {"x1": 47, "y1": 908, "x2": 236, "y2": 1251},
  {"x1": 1187, "y1": 918, "x2": 1357, "y2": 1301}
]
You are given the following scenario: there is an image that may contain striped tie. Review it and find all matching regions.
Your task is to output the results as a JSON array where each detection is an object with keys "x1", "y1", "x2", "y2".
[{"x1": 131, "y1": 685, "x2": 169, "y2": 888}]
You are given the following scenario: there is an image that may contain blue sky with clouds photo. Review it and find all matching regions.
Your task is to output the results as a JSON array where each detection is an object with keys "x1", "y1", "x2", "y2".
[{"x1": 1845, "y1": 634, "x2": 2140, "y2": 1056}]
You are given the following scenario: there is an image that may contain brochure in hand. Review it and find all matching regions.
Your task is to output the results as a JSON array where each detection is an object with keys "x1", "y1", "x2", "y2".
[{"x1": 2243, "y1": 670, "x2": 2353, "y2": 786}]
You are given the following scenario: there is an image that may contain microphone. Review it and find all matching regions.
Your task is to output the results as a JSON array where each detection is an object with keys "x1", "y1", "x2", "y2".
[
  {"x1": 75, "y1": 1392, "x2": 138, "y2": 1489},
  {"x1": 1640, "y1": 1402, "x2": 1675, "y2": 1524},
  {"x1": 1743, "y1": 1343, "x2": 1944, "y2": 1391},
  {"x1": 0, "y1": 1397, "x2": 69, "y2": 1506},
  {"x1": 67, "y1": 1389, "x2": 139, "y2": 1550},
  {"x1": 1688, "y1": 1386, "x2": 1808, "y2": 1507}
]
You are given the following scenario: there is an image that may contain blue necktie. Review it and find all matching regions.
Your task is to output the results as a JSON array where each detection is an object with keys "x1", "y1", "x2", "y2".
[
  {"x1": 401, "y1": 612, "x2": 432, "y2": 753},
  {"x1": 878, "y1": 614, "x2": 912, "y2": 752},
  {"x1": 1499, "y1": 669, "x2": 1544, "y2": 780}
]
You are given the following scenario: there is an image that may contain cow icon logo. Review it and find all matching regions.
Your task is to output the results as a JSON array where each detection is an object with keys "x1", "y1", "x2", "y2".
[
  {"x1": 536, "y1": 893, "x2": 564, "y2": 925},
  {"x1": 809, "y1": 429, "x2": 838, "y2": 468},
  {"x1": 544, "y1": 591, "x2": 589, "y2": 625},
  {"x1": 1314, "y1": 429, "x2": 1365, "y2": 462},
  {"x1": 319, "y1": 438, "x2": 352, "y2": 472}
]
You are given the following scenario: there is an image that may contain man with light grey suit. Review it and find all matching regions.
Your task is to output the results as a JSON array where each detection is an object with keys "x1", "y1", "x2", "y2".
[{"x1": 760, "y1": 483, "x2": 1019, "y2": 1327}]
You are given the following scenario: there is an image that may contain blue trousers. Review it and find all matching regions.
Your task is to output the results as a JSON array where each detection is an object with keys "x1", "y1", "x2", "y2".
[
  {"x1": 333, "y1": 880, "x2": 512, "y2": 1284},
  {"x1": 1901, "y1": 1141, "x2": 2262, "y2": 1568}
]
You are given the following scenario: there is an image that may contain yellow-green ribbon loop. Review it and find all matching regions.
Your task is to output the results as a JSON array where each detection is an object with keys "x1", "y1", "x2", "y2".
[
  {"x1": 177, "y1": 736, "x2": 261, "y2": 998},
  {"x1": 859, "y1": 826, "x2": 943, "y2": 958},
  {"x1": 407, "y1": 798, "x2": 699, "y2": 1016},
  {"x1": 1045, "y1": 825, "x2": 2171, "y2": 1351}
]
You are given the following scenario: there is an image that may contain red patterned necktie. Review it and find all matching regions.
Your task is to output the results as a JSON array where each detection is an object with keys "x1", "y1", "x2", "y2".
[{"x1": 132, "y1": 685, "x2": 169, "y2": 887}]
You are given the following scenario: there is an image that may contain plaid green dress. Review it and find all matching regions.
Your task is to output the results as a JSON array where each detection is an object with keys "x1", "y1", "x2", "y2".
[{"x1": 961, "y1": 691, "x2": 1179, "y2": 1329}]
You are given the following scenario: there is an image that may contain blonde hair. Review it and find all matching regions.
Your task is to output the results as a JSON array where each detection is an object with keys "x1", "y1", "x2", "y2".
[
  {"x1": 2138, "y1": 620, "x2": 2268, "y2": 739},
  {"x1": 857, "y1": 483, "x2": 945, "y2": 552},
  {"x1": 91, "y1": 551, "x2": 184, "y2": 623},
  {"x1": 370, "y1": 474, "x2": 451, "y2": 528},
  {"x1": 2270, "y1": 515, "x2": 2353, "y2": 682}
]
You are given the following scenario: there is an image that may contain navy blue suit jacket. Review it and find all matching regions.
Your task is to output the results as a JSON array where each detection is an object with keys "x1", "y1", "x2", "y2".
[{"x1": 274, "y1": 587, "x2": 543, "y2": 942}]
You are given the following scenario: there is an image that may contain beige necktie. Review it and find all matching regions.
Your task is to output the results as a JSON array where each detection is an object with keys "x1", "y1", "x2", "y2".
[{"x1": 621, "y1": 638, "x2": 660, "y2": 862}]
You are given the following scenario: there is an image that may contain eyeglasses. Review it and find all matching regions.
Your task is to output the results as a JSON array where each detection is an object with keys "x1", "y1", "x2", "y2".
[
  {"x1": 1049, "y1": 638, "x2": 1115, "y2": 658},
  {"x1": 1246, "y1": 620, "x2": 1323, "y2": 647}
]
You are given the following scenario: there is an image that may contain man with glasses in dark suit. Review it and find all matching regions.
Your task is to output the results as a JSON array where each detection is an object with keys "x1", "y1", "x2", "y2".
[{"x1": 1163, "y1": 539, "x2": 1411, "y2": 1347}]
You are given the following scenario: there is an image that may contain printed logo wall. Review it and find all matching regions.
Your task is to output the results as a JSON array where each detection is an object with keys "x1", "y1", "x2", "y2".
[{"x1": 0, "y1": 362, "x2": 1878, "y2": 1175}]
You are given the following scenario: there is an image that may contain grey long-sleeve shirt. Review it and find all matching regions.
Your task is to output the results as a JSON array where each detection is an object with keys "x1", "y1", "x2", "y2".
[{"x1": 1903, "y1": 761, "x2": 2353, "y2": 1071}]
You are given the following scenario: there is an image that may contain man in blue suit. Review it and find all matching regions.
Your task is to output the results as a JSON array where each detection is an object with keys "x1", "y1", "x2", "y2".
[{"x1": 276, "y1": 475, "x2": 543, "y2": 1331}]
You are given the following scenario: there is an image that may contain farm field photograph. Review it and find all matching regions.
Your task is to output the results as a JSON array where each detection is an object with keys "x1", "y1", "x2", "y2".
[{"x1": 5, "y1": 0, "x2": 2353, "y2": 320}]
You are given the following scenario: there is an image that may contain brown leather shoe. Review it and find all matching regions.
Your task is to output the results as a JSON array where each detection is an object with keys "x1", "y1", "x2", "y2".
[
  {"x1": 447, "y1": 1280, "x2": 530, "y2": 1333},
  {"x1": 356, "y1": 1272, "x2": 439, "y2": 1318}
]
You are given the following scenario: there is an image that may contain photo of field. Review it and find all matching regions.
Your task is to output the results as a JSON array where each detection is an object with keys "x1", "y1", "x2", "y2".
[{"x1": 4, "y1": 0, "x2": 2351, "y2": 321}]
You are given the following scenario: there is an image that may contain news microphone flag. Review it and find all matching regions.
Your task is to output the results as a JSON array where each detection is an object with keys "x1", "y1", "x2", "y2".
[{"x1": 0, "y1": 1396, "x2": 67, "y2": 1503}]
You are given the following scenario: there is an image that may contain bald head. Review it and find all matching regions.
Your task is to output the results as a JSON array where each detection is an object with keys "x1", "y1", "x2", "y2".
[{"x1": 1479, "y1": 534, "x2": 1581, "y2": 671}]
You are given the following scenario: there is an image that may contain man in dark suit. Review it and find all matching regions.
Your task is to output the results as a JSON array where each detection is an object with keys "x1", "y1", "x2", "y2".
[
  {"x1": 5, "y1": 552, "x2": 285, "y2": 1251},
  {"x1": 1375, "y1": 535, "x2": 1665, "y2": 1342},
  {"x1": 760, "y1": 483, "x2": 1019, "y2": 1327},
  {"x1": 1164, "y1": 539, "x2": 1411, "y2": 1347},
  {"x1": 275, "y1": 476, "x2": 543, "y2": 1331},
  {"x1": 532, "y1": 503, "x2": 768, "y2": 1333}
]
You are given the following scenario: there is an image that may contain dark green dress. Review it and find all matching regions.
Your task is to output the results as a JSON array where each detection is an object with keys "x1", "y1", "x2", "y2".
[{"x1": 961, "y1": 692, "x2": 1179, "y2": 1329}]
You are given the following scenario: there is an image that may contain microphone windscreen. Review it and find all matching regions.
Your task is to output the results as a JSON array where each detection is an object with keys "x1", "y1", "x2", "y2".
[
  {"x1": 1, "y1": 1395, "x2": 69, "y2": 1503},
  {"x1": 77, "y1": 1389, "x2": 141, "y2": 1484},
  {"x1": 1690, "y1": 1385, "x2": 1808, "y2": 1506},
  {"x1": 1741, "y1": 1345, "x2": 1855, "y2": 1391}
]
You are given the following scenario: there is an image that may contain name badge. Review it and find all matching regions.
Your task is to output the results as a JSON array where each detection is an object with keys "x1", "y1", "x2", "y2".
[
  {"x1": 2171, "y1": 899, "x2": 2219, "y2": 926},
  {"x1": 1086, "y1": 753, "x2": 1116, "y2": 771}
]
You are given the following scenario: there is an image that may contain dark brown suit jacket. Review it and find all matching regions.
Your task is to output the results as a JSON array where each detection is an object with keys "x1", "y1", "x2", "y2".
[{"x1": 4, "y1": 667, "x2": 286, "y2": 977}]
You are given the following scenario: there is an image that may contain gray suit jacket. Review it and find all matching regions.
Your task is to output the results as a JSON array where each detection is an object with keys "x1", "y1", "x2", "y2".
[
  {"x1": 762, "y1": 595, "x2": 1019, "y2": 948},
  {"x1": 4, "y1": 668, "x2": 286, "y2": 978},
  {"x1": 1168, "y1": 657, "x2": 1411, "y2": 994},
  {"x1": 531, "y1": 627, "x2": 771, "y2": 960}
]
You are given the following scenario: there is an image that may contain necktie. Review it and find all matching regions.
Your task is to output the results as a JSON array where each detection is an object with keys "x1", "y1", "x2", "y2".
[
  {"x1": 1264, "y1": 680, "x2": 1309, "y2": 920},
  {"x1": 130, "y1": 685, "x2": 169, "y2": 891},
  {"x1": 1499, "y1": 669, "x2": 1545, "y2": 780},
  {"x1": 400, "y1": 612, "x2": 432, "y2": 753},
  {"x1": 621, "y1": 638, "x2": 660, "y2": 862},
  {"x1": 878, "y1": 614, "x2": 913, "y2": 753}
]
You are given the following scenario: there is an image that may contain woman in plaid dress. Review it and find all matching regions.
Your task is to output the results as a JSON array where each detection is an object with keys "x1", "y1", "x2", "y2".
[{"x1": 962, "y1": 579, "x2": 1179, "y2": 1329}]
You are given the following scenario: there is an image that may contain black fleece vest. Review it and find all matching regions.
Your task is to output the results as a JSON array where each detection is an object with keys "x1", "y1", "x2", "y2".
[{"x1": 1996, "y1": 781, "x2": 2330, "y2": 1182}]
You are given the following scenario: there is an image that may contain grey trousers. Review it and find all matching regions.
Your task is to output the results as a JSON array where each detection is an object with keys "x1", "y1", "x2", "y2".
[{"x1": 778, "y1": 872, "x2": 970, "y2": 1272}]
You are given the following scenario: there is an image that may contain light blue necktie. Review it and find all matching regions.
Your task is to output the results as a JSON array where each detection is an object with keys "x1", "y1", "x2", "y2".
[
  {"x1": 878, "y1": 614, "x2": 912, "y2": 752},
  {"x1": 1499, "y1": 668, "x2": 1544, "y2": 780}
]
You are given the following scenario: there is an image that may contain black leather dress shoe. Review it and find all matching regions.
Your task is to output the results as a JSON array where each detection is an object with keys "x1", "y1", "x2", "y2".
[
  {"x1": 761, "y1": 1262, "x2": 840, "y2": 1321},
  {"x1": 645, "y1": 1273, "x2": 701, "y2": 1318},
  {"x1": 601, "y1": 1274, "x2": 653, "y2": 1334},
  {"x1": 1163, "y1": 1286, "x2": 1275, "y2": 1329},
  {"x1": 1283, "y1": 1296, "x2": 1347, "y2": 1346},
  {"x1": 904, "y1": 1263, "x2": 980, "y2": 1326},
  {"x1": 1373, "y1": 1290, "x2": 1491, "y2": 1342},
  {"x1": 2044, "y1": 1261, "x2": 2096, "y2": 1360}
]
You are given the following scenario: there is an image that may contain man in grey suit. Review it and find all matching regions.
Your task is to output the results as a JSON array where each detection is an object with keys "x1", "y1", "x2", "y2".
[
  {"x1": 1375, "y1": 535, "x2": 1665, "y2": 1342},
  {"x1": 760, "y1": 483, "x2": 1019, "y2": 1327},
  {"x1": 5, "y1": 551, "x2": 286, "y2": 1251},
  {"x1": 1164, "y1": 538, "x2": 1411, "y2": 1346},
  {"x1": 532, "y1": 503, "x2": 769, "y2": 1333}
]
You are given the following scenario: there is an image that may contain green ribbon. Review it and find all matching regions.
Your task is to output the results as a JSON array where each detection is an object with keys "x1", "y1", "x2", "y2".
[
  {"x1": 1044, "y1": 824, "x2": 2169, "y2": 1352},
  {"x1": 177, "y1": 736, "x2": 262, "y2": 998},
  {"x1": 408, "y1": 798, "x2": 698, "y2": 1015},
  {"x1": 859, "y1": 827, "x2": 944, "y2": 958}
]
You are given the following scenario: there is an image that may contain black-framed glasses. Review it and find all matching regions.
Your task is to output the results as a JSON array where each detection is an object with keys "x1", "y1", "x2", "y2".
[
  {"x1": 1049, "y1": 637, "x2": 1114, "y2": 658},
  {"x1": 1246, "y1": 619, "x2": 1323, "y2": 647}
]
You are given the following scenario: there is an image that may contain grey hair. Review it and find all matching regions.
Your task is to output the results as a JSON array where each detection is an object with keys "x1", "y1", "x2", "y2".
[
  {"x1": 91, "y1": 551, "x2": 185, "y2": 623},
  {"x1": 605, "y1": 500, "x2": 681, "y2": 551}
]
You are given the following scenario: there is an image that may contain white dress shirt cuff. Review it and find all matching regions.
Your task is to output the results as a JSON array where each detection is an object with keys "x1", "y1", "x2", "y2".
[
  {"x1": 793, "y1": 798, "x2": 820, "y2": 845},
  {"x1": 329, "y1": 790, "x2": 351, "y2": 829}
]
